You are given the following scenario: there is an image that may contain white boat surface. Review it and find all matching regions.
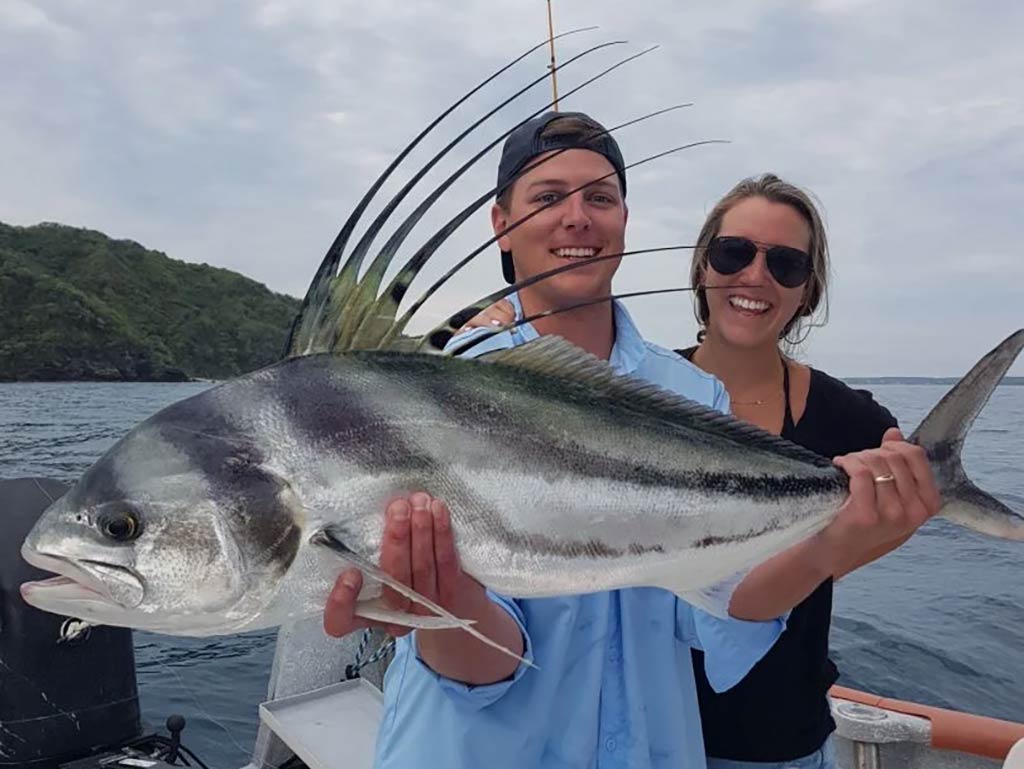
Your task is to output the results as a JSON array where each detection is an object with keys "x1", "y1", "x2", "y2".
[{"x1": 244, "y1": 619, "x2": 1024, "y2": 769}]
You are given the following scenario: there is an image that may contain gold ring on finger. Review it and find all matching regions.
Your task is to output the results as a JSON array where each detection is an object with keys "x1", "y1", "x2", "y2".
[{"x1": 873, "y1": 473, "x2": 896, "y2": 484}]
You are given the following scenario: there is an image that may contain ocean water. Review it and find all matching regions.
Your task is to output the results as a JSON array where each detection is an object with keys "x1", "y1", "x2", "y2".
[{"x1": 1, "y1": 381, "x2": 1021, "y2": 767}]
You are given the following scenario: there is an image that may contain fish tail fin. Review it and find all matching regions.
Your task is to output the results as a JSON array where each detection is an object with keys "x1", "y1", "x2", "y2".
[
  {"x1": 910, "y1": 329, "x2": 1024, "y2": 540},
  {"x1": 937, "y1": 479, "x2": 1022, "y2": 539},
  {"x1": 311, "y1": 527, "x2": 536, "y2": 669}
]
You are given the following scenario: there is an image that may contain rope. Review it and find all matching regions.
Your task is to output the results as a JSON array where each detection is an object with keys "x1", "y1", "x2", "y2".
[{"x1": 344, "y1": 629, "x2": 396, "y2": 680}]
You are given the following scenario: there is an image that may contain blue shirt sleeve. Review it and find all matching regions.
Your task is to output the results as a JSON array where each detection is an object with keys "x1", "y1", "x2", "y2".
[
  {"x1": 712, "y1": 377, "x2": 731, "y2": 414},
  {"x1": 406, "y1": 590, "x2": 534, "y2": 711},
  {"x1": 674, "y1": 600, "x2": 786, "y2": 693},
  {"x1": 444, "y1": 326, "x2": 516, "y2": 358}
]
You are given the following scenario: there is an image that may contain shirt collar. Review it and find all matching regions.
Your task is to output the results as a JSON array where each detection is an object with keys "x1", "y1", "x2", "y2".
[{"x1": 507, "y1": 292, "x2": 647, "y2": 375}]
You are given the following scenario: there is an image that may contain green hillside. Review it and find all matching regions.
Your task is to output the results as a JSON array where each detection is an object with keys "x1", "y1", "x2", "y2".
[{"x1": 0, "y1": 222, "x2": 301, "y2": 381}]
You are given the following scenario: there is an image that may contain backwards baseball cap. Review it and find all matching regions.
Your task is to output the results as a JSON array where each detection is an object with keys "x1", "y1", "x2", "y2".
[{"x1": 495, "y1": 111, "x2": 627, "y2": 284}]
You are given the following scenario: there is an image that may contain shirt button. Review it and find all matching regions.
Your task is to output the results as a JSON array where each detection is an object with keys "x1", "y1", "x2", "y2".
[
  {"x1": 605, "y1": 738, "x2": 617, "y2": 752},
  {"x1": 608, "y1": 649, "x2": 620, "y2": 663}
]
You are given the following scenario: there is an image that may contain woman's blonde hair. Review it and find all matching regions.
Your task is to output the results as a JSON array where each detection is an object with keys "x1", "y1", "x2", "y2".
[{"x1": 690, "y1": 173, "x2": 830, "y2": 348}]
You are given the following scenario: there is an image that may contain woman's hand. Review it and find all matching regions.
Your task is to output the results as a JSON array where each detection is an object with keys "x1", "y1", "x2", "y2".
[
  {"x1": 458, "y1": 298, "x2": 516, "y2": 333},
  {"x1": 822, "y1": 428, "x2": 943, "y2": 576}
]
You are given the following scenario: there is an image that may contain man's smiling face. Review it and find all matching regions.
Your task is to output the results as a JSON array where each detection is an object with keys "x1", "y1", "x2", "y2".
[{"x1": 492, "y1": 148, "x2": 627, "y2": 310}]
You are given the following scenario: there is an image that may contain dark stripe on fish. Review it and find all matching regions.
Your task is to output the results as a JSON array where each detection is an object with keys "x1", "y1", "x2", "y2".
[
  {"x1": 495, "y1": 529, "x2": 666, "y2": 559},
  {"x1": 257, "y1": 357, "x2": 437, "y2": 474},
  {"x1": 156, "y1": 393, "x2": 266, "y2": 469},
  {"x1": 69, "y1": 454, "x2": 124, "y2": 510},
  {"x1": 686, "y1": 470, "x2": 845, "y2": 499},
  {"x1": 448, "y1": 481, "x2": 668, "y2": 561},
  {"x1": 403, "y1": 360, "x2": 845, "y2": 500},
  {"x1": 372, "y1": 356, "x2": 844, "y2": 560},
  {"x1": 486, "y1": 491, "x2": 814, "y2": 561},
  {"x1": 692, "y1": 515, "x2": 792, "y2": 549},
  {"x1": 150, "y1": 387, "x2": 301, "y2": 574}
]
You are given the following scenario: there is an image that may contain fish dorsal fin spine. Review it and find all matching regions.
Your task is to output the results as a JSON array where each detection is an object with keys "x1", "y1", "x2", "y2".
[
  {"x1": 283, "y1": 36, "x2": 629, "y2": 359},
  {"x1": 483, "y1": 336, "x2": 834, "y2": 468}
]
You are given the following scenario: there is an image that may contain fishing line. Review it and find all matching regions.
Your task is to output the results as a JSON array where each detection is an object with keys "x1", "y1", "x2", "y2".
[
  {"x1": 286, "y1": 27, "x2": 601, "y2": 341},
  {"x1": 340, "y1": 37, "x2": 630, "y2": 284},
  {"x1": 31, "y1": 478, "x2": 56, "y2": 504},
  {"x1": 448, "y1": 286, "x2": 716, "y2": 357},
  {"x1": 0, "y1": 654, "x2": 82, "y2": 730},
  {"x1": 395, "y1": 138, "x2": 728, "y2": 345},
  {"x1": 341, "y1": 42, "x2": 665, "y2": 348},
  {"x1": 152, "y1": 655, "x2": 255, "y2": 764},
  {"x1": 362, "y1": 54, "x2": 682, "y2": 335},
  {"x1": 421, "y1": 247, "x2": 750, "y2": 352}
]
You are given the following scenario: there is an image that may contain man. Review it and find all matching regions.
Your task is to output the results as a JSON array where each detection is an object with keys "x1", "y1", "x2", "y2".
[{"x1": 323, "y1": 111, "x2": 939, "y2": 768}]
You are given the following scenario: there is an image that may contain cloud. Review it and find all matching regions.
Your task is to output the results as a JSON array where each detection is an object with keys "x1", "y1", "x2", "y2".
[
  {"x1": 0, "y1": 0, "x2": 76, "y2": 42},
  {"x1": 1, "y1": 0, "x2": 1020, "y2": 375}
]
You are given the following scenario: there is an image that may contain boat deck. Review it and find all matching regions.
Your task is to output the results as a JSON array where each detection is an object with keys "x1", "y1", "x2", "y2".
[{"x1": 244, "y1": 620, "x2": 1024, "y2": 769}]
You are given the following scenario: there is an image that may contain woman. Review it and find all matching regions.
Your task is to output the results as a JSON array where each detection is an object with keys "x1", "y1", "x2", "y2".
[
  {"x1": 680, "y1": 173, "x2": 907, "y2": 768},
  {"x1": 464, "y1": 174, "x2": 918, "y2": 768}
]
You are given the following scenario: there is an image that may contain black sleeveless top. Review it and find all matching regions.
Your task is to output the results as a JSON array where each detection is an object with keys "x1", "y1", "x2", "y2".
[{"x1": 676, "y1": 347, "x2": 898, "y2": 762}]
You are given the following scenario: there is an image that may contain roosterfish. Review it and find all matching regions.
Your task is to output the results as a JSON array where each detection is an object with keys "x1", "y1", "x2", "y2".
[{"x1": 19, "y1": 37, "x2": 1024, "y2": 665}]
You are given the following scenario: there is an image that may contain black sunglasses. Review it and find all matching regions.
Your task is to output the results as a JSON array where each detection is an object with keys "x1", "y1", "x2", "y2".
[{"x1": 706, "y1": 236, "x2": 812, "y2": 288}]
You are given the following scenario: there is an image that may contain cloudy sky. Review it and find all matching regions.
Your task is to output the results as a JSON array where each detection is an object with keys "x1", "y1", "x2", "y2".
[{"x1": 3, "y1": 0, "x2": 1022, "y2": 376}]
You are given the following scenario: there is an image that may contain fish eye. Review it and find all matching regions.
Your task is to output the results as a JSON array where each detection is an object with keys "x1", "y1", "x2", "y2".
[{"x1": 99, "y1": 509, "x2": 142, "y2": 542}]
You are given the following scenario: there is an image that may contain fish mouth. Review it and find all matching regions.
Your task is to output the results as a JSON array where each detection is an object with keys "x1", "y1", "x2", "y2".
[{"x1": 20, "y1": 549, "x2": 144, "y2": 610}]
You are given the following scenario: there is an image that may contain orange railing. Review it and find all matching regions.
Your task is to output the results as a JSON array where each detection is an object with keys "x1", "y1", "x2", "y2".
[{"x1": 831, "y1": 685, "x2": 1024, "y2": 760}]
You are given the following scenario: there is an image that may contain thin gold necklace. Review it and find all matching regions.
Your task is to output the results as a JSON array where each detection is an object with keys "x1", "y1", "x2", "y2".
[
  {"x1": 730, "y1": 358, "x2": 788, "y2": 407},
  {"x1": 731, "y1": 391, "x2": 783, "y2": 406}
]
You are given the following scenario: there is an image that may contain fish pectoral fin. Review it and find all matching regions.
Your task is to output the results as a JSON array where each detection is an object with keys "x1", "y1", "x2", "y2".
[
  {"x1": 311, "y1": 526, "x2": 536, "y2": 669},
  {"x1": 354, "y1": 596, "x2": 470, "y2": 630},
  {"x1": 310, "y1": 526, "x2": 470, "y2": 625}
]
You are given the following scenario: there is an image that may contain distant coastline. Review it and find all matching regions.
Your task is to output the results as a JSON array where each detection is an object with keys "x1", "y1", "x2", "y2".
[
  {"x1": 2, "y1": 223, "x2": 1020, "y2": 386},
  {"x1": 844, "y1": 377, "x2": 1024, "y2": 386},
  {"x1": 0, "y1": 221, "x2": 299, "y2": 383}
]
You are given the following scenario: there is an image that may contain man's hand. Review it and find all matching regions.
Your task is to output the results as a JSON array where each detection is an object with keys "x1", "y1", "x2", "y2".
[
  {"x1": 820, "y1": 427, "x2": 943, "y2": 577},
  {"x1": 323, "y1": 492, "x2": 524, "y2": 685},
  {"x1": 323, "y1": 492, "x2": 487, "y2": 638}
]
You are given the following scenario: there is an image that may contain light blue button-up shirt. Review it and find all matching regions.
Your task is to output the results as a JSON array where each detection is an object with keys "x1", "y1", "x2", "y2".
[{"x1": 374, "y1": 294, "x2": 786, "y2": 769}]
